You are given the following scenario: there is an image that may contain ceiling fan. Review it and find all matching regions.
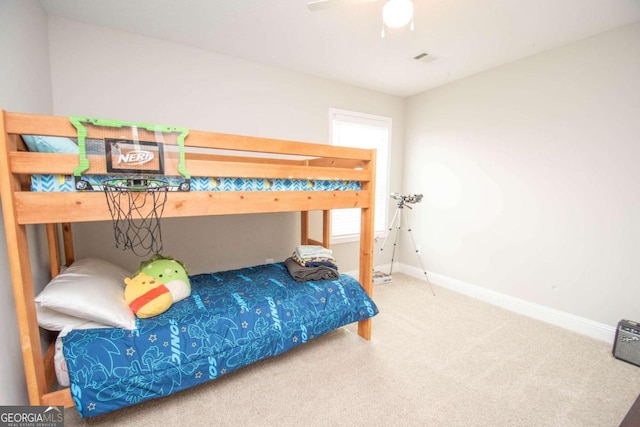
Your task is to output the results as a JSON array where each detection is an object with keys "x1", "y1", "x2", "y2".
[{"x1": 307, "y1": 0, "x2": 415, "y2": 36}]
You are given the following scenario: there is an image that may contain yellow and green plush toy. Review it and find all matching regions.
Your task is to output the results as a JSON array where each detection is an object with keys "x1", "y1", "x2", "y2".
[
  {"x1": 124, "y1": 272, "x2": 173, "y2": 318},
  {"x1": 124, "y1": 255, "x2": 191, "y2": 318}
]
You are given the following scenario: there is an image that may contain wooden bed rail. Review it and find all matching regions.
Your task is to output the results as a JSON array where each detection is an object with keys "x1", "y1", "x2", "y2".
[
  {"x1": 4, "y1": 111, "x2": 372, "y2": 160},
  {"x1": 13, "y1": 190, "x2": 371, "y2": 224},
  {"x1": 0, "y1": 109, "x2": 376, "y2": 408},
  {"x1": 9, "y1": 152, "x2": 370, "y2": 181}
]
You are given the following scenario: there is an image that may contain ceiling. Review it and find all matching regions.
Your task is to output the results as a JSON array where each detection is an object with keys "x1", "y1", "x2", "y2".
[{"x1": 38, "y1": 0, "x2": 640, "y2": 97}]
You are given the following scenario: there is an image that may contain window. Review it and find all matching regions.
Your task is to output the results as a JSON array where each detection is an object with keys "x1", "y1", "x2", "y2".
[{"x1": 330, "y1": 109, "x2": 390, "y2": 242}]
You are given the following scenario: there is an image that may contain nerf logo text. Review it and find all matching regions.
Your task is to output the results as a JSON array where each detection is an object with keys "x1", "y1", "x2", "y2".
[{"x1": 116, "y1": 150, "x2": 154, "y2": 166}]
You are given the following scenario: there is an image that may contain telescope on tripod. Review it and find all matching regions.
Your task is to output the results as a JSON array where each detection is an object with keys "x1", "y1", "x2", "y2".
[
  {"x1": 374, "y1": 192, "x2": 435, "y2": 295},
  {"x1": 390, "y1": 192, "x2": 423, "y2": 206}
]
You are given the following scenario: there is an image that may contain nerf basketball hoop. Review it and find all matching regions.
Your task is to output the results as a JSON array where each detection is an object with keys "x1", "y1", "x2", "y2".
[{"x1": 70, "y1": 116, "x2": 191, "y2": 256}]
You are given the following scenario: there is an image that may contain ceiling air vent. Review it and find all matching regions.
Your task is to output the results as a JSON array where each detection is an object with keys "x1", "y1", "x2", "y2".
[{"x1": 414, "y1": 52, "x2": 435, "y2": 63}]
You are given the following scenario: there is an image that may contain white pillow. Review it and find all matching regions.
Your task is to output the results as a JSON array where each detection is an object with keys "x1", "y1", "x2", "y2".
[
  {"x1": 35, "y1": 258, "x2": 136, "y2": 329},
  {"x1": 35, "y1": 305, "x2": 110, "y2": 332}
]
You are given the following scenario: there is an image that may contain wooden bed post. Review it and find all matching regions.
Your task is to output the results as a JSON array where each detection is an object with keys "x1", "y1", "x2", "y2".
[
  {"x1": 358, "y1": 149, "x2": 376, "y2": 340},
  {"x1": 322, "y1": 210, "x2": 331, "y2": 249},
  {"x1": 300, "y1": 210, "x2": 332, "y2": 249},
  {"x1": 0, "y1": 110, "x2": 48, "y2": 404},
  {"x1": 45, "y1": 224, "x2": 61, "y2": 278},
  {"x1": 300, "y1": 211, "x2": 309, "y2": 245},
  {"x1": 62, "y1": 222, "x2": 75, "y2": 266},
  {"x1": 46, "y1": 222, "x2": 74, "y2": 276}
]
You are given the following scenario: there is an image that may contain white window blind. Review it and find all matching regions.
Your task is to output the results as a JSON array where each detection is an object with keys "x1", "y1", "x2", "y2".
[{"x1": 330, "y1": 109, "x2": 390, "y2": 241}]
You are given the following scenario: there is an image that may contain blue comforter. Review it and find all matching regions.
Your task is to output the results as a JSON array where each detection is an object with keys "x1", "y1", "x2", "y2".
[{"x1": 63, "y1": 262, "x2": 378, "y2": 417}]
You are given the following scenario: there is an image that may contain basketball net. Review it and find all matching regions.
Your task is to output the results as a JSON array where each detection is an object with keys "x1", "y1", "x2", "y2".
[{"x1": 103, "y1": 178, "x2": 168, "y2": 257}]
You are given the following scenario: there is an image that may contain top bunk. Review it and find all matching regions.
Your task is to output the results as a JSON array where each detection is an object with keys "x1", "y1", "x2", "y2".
[{"x1": 0, "y1": 110, "x2": 376, "y2": 225}]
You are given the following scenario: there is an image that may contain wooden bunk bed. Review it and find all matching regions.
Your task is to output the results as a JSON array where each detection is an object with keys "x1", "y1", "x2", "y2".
[{"x1": 0, "y1": 109, "x2": 377, "y2": 414}]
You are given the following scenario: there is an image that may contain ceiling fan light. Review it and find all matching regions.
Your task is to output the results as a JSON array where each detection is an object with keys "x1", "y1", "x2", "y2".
[{"x1": 382, "y1": 0, "x2": 414, "y2": 29}]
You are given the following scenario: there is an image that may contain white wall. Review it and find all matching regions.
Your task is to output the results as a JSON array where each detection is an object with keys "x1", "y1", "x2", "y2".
[
  {"x1": 47, "y1": 17, "x2": 405, "y2": 274},
  {"x1": 404, "y1": 23, "x2": 640, "y2": 332},
  {"x1": 0, "y1": 0, "x2": 54, "y2": 405}
]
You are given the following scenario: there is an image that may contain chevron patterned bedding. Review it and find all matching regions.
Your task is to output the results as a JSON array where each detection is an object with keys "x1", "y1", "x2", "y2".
[{"x1": 30, "y1": 174, "x2": 361, "y2": 192}]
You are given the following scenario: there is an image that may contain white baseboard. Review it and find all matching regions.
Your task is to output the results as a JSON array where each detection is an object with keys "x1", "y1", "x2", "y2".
[
  {"x1": 344, "y1": 262, "x2": 400, "y2": 280},
  {"x1": 399, "y1": 264, "x2": 616, "y2": 344},
  {"x1": 344, "y1": 263, "x2": 615, "y2": 343}
]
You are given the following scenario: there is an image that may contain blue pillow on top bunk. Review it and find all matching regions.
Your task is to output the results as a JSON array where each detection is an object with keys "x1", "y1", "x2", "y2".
[{"x1": 22, "y1": 135, "x2": 78, "y2": 153}]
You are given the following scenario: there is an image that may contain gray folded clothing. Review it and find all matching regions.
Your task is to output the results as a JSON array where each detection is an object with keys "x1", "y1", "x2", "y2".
[{"x1": 285, "y1": 257, "x2": 339, "y2": 282}]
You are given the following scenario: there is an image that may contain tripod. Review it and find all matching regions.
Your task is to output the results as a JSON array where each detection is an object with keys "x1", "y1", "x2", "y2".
[{"x1": 375, "y1": 195, "x2": 436, "y2": 296}]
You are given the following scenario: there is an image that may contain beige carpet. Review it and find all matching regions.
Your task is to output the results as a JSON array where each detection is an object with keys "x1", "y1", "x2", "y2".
[{"x1": 64, "y1": 274, "x2": 640, "y2": 426}]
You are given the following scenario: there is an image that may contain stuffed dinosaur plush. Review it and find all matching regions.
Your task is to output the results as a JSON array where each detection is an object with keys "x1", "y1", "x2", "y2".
[
  {"x1": 124, "y1": 255, "x2": 191, "y2": 318},
  {"x1": 137, "y1": 255, "x2": 191, "y2": 303}
]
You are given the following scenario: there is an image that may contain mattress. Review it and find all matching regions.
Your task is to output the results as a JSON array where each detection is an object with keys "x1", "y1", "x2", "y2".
[
  {"x1": 62, "y1": 262, "x2": 378, "y2": 417},
  {"x1": 31, "y1": 174, "x2": 361, "y2": 192}
]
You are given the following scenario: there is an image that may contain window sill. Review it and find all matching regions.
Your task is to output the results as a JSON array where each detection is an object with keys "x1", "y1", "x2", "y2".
[{"x1": 331, "y1": 232, "x2": 384, "y2": 245}]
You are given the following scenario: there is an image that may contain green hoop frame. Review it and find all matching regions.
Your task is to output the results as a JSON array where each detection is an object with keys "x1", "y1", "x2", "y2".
[{"x1": 70, "y1": 116, "x2": 191, "y2": 191}]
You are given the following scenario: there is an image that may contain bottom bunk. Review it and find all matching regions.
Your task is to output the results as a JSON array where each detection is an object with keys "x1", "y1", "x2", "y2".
[{"x1": 57, "y1": 262, "x2": 378, "y2": 418}]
